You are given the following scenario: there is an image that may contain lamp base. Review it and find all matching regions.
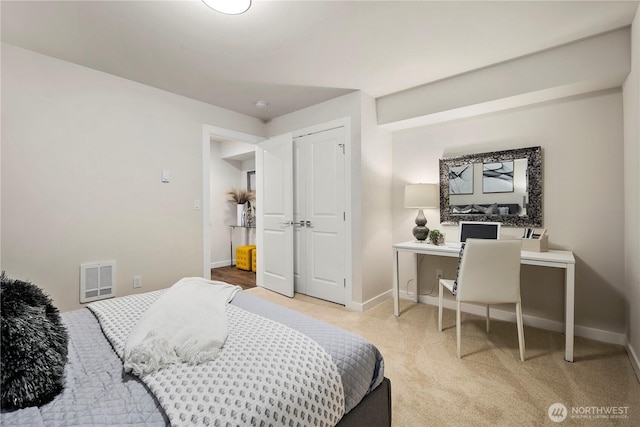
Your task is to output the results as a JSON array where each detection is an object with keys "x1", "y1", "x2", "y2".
[
  {"x1": 412, "y1": 209, "x2": 429, "y2": 241},
  {"x1": 412, "y1": 225, "x2": 430, "y2": 241}
]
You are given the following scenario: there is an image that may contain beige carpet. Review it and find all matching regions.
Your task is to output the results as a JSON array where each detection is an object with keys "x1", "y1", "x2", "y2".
[{"x1": 245, "y1": 287, "x2": 640, "y2": 426}]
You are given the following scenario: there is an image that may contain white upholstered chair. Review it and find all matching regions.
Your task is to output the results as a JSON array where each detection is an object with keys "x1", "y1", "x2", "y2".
[{"x1": 438, "y1": 238, "x2": 525, "y2": 361}]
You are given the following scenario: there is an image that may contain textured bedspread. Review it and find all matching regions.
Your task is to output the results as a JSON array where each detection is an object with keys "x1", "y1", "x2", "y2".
[
  {"x1": 231, "y1": 292, "x2": 384, "y2": 413},
  {"x1": 0, "y1": 308, "x2": 168, "y2": 426},
  {"x1": 89, "y1": 290, "x2": 346, "y2": 426},
  {"x1": 0, "y1": 289, "x2": 384, "y2": 426}
]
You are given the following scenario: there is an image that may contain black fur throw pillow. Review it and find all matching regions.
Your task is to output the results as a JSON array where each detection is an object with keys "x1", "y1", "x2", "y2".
[{"x1": 0, "y1": 272, "x2": 69, "y2": 409}]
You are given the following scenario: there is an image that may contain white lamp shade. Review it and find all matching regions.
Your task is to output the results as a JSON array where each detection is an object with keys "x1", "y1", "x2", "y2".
[
  {"x1": 202, "y1": 0, "x2": 251, "y2": 14},
  {"x1": 404, "y1": 183, "x2": 439, "y2": 208}
]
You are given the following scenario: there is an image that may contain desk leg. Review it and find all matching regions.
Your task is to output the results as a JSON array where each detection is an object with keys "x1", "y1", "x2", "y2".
[
  {"x1": 413, "y1": 253, "x2": 419, "y2": 303},
  {"x1": 565, "y1": 264, "x2": 575, "y2": 362},
  {"x1": 393, "y1": 248, "x2": 400, "y2": 317}
]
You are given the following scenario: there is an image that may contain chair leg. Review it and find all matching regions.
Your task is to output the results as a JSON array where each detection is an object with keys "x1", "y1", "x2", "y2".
[
  {"x1": 486, "y1": 304, "x2": 490, "y2": 333},
  {"x1": 456, "y1": 300, "x2": 462, "y2": 358},
  {"x1": 516, "y1": 301, "x2": 525, "y2": 361},
  {"x1": 438, "y1": 282, "x2": 443, "y2": 332}
]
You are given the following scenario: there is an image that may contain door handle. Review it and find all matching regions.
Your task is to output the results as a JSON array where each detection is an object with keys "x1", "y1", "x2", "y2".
[
  {"x1": 289, "y1": 220, "x2": 311, "y2": 227},
  {"x1": 279, "y1": 221, "x2": 293, "y2": 227}
]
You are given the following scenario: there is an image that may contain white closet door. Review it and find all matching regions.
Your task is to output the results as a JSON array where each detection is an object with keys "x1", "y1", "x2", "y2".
[
  {"x1": 293, "y1": 140, "x2": 306, "y2": 294},
  {"x1": 296, "y1": 127, "x2": 346, "y2": 304},
  {"x1": 256, "y1": 133, "x2": 294, "y2": 297}
]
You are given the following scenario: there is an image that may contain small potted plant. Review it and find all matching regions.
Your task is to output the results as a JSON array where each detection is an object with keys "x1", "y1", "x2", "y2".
[{"x1": 429, "y1": 229, "x2": 444, "y2": 246}]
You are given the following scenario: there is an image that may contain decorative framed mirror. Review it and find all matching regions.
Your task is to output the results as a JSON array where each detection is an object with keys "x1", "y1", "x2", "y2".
[{"x1": 439, "y1": 146, "x2": 542, "y2": 227}]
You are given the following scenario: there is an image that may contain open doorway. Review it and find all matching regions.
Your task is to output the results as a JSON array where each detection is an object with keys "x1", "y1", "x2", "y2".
[{"x1": 201, "y1": 125, "x2": 264, "y2": 286}]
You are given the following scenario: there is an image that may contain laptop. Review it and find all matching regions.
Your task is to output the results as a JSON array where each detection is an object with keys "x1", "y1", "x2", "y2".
[{"x1": 448, "y1": 221, "x2": 501, "y2": 248}]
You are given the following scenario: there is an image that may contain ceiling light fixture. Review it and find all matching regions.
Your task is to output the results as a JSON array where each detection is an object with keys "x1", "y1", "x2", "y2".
[
  {"x1": 255, "y1": 100, "x2": 269, "y2": 109},
  {"x1": 202, "y1": 0, "x2": 251, "y2": 15}
]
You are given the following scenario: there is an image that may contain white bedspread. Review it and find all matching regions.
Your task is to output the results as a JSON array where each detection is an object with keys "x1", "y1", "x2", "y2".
[
  {"x1": 123, "y1": 278, "x2": 241, "y2": 375},
  {"x1": 88, "y1": 285, "x2": 345, "y2": 427}
]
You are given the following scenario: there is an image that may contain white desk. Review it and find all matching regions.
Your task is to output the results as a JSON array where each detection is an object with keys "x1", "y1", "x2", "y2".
[{"x1": 392, "y1": 240, "x2": 576, "y2": 362}]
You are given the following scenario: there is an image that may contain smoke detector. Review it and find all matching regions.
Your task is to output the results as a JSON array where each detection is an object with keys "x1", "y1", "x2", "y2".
[{"x1": 255, "y1": 100, "x2": 269, "y2": 109}]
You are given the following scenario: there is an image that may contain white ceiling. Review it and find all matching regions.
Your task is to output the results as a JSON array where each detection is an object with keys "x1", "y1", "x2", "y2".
[{"x1": 2, "y1": 1, "x2": 638, "y2": 122}]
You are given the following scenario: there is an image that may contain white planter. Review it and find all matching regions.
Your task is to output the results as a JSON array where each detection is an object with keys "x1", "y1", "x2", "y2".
[{"x1": 236, "y1": 204, "x2": 245, "y2": 226}]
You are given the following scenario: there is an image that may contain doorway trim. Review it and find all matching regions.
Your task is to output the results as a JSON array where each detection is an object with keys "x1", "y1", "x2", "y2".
[{"x1": 202, "y1": 125, "x2": 264, "y2": 279}]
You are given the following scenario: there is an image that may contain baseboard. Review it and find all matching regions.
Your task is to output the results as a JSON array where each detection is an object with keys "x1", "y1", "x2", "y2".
[
  {"x1": 347, "y1": 289, "x2": 394, "y2": 312},
  {"x1": 398, "y1": 291, "x2": 627, "y2": 347},
  {"x1": 626, "y1": 341, "x2": 640, "y2": 382},
  {"x1": 363, "y1": 289, "x2": 394, "y2": 312},
  {"x1": 210, "y1": 260, "x2": 233, "y2": 269}
]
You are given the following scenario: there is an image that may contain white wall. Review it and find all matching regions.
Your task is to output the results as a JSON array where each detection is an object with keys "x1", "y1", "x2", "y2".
[
  {"x1": 1, "y1": 44, "x2": 264, "y2": 312},
  {"x1": 359, "y1": 94, "x2": 393, "y2": 306},
  {"x1": 393, "y1": 90, "x2": 626, "y2": 335},
  {"x1": 623, "y1": 6, "x2": 640, "y2": 377}
]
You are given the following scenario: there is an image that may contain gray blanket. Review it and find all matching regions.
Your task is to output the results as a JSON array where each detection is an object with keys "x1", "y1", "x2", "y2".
[{"x1": 1, "y1": 290, "x2": 384, "y2": 426}]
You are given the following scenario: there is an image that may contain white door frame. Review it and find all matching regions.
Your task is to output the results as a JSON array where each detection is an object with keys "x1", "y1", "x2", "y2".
[{"x1": 201, "y1": 125, "x2": 264, "y2": 279}]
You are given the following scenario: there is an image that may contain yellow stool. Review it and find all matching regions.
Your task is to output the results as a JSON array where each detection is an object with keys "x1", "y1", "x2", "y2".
[
  {"x1": 251, "y1": 247, "x2": 257, "y2": 272},
  {"x1": 236, "y1": 245, "x2": 256, "y2": 271}
]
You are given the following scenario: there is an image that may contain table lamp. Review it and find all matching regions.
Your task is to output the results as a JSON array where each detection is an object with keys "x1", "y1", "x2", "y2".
[{"x1": 404, "y1": 183, "x2": 439, "y2": 241}]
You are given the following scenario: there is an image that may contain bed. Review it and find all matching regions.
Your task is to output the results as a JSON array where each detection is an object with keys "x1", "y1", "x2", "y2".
[{"x1": 0, "y1": 279, "x2": 391, "y2": 427}]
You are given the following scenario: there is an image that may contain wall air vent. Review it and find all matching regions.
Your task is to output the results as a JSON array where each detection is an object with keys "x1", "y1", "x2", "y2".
[{"x1": 80, "y1": 261, "x2": 116, "y2": 303}]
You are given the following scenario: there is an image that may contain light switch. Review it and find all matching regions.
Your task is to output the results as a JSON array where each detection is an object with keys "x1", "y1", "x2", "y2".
[{"x1": 161, "y1": 170, "x2": 170, "y2": 183}]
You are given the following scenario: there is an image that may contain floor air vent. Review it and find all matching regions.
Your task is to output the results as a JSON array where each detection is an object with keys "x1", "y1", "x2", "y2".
[{"x1": 80, "y1": 261, "x2": 116, "y2": 303}]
